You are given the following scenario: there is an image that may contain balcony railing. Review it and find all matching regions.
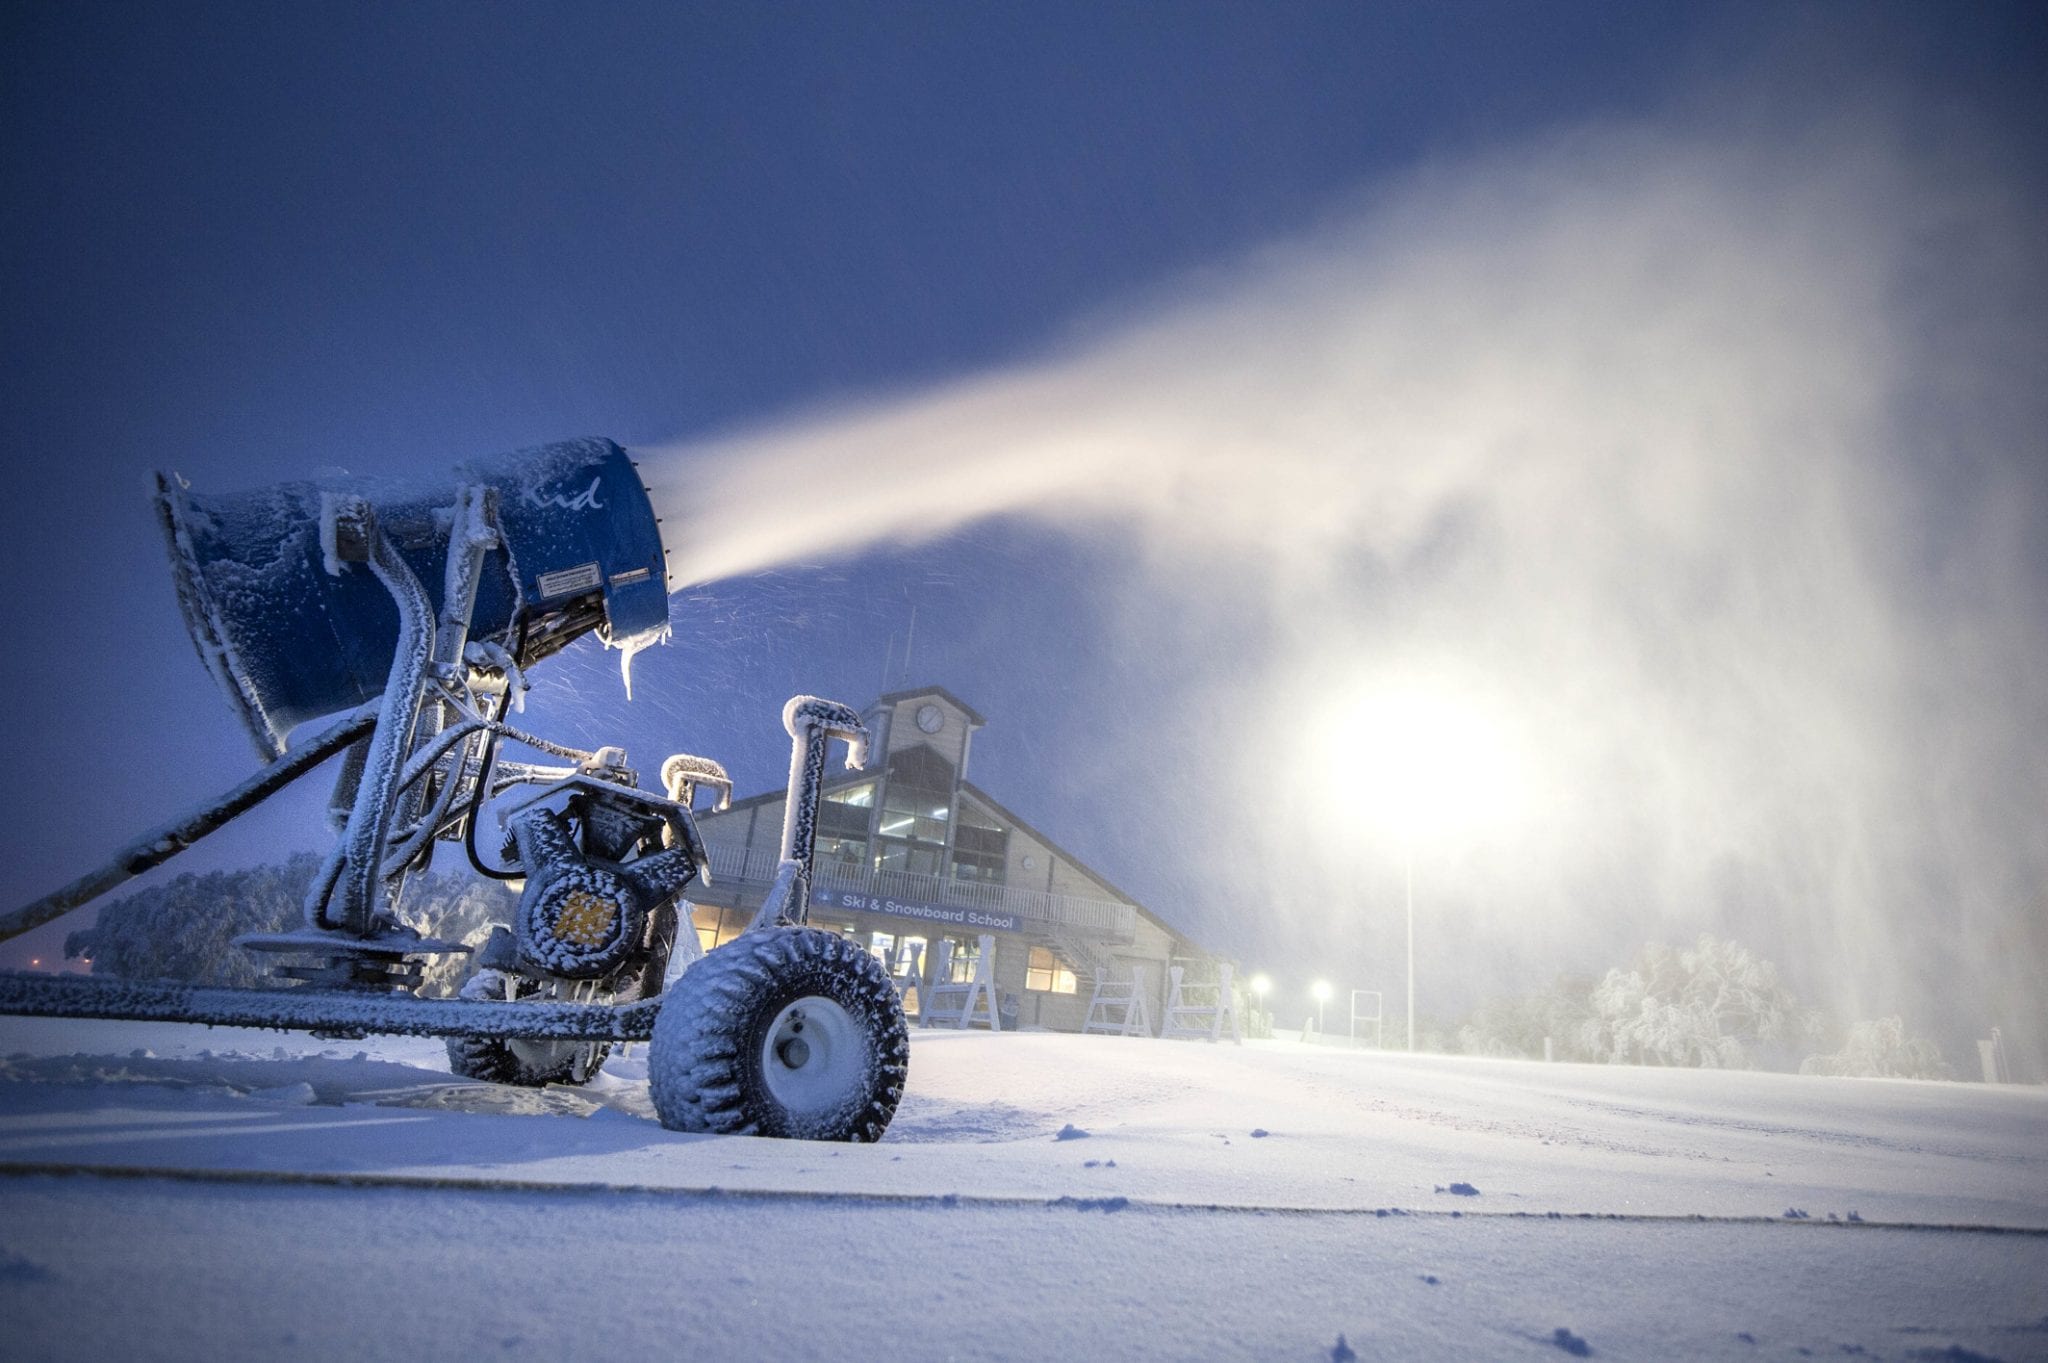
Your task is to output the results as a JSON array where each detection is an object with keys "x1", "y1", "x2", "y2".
[{"x1": 702, "y1": 843, "x2": 1138, "y2": 943}]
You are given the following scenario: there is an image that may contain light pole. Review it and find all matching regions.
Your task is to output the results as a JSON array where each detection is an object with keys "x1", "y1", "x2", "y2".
[
  {"x1": 1313, "y1": 683, "x2": 1522, "y2": 1059},
  {"x1": 1312, "y1": 980, "x2": 1332, "y2": 1034},
  {"x1": 1250, "y1": 973, "x2": 1272, "y2": 1037},
  {"x1": 1404, "y1": 844, "x2": 1414, "y2": 1052}
]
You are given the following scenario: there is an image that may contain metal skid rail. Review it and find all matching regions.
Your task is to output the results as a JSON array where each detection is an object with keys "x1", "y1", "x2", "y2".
[{"x1": 0, "y1": 970, "x2": 662, "y2": 1042}]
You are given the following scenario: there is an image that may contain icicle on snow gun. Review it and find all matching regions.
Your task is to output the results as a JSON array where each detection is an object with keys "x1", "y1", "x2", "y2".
[{"x1": 0, "y1": 438, "x2": 909, "y2": 1141}]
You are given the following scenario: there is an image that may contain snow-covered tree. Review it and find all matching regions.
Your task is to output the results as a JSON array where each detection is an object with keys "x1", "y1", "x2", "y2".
[
  {"x1": 1800, "y1": 1016, "x2": 1949, "y2": 1080},
  {"x1": 406, "y1": 876, "x2": 514, "y2": 996},
  {"x1": 64, "y1": 854, "x2": 316, "y2": 988},
  {"x1": 64, "y1": 855, "x2": 514, "y2": 996},
  {"x1": 1580, "y1": 936, "x2": 1814, "y2": 1069}
]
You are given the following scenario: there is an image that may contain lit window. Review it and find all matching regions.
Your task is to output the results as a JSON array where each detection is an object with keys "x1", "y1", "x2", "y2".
[
  {"x1": 691, "y1": 903, "x2": 746, "y2": 954},
  {"x1": 818, "y1": 836, "x2": 867, "y2": 870},
  {"x1": 819, "y1": 789, "x2": 872, "y2": 841},
  {"x1": 1026, "y1": 946, "x2": 1077, "y2": 994}
]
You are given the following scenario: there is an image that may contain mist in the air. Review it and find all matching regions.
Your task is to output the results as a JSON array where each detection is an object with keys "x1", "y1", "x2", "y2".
[{"x1": 641, "y1": 94, "x2": 2048, "y2": 1065}]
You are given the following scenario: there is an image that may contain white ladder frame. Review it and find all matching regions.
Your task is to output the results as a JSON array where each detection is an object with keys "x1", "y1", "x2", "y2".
[
  {"x1": 1160, "y1": 961, "x2": 1242, "y2": 1044},
  {"x1": 919, "y1": 934, "x2": 1002, "y2": 1031},
  {"x1": 1082, "y1": 962, "x2": 1153, "y2": 1037}
]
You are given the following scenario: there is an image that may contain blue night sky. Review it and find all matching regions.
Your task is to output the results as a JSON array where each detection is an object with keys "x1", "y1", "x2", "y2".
[{"x1": 3, "y1": 4, "x2": 2045, "y2": 1058}]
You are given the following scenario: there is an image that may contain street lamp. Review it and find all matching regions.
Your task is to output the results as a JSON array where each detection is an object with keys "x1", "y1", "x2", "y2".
[
  {"x1": 1311, "y1": 979, "x2": 1332, "y2": 1034},
  {"x1": 1311, "y1": 680, "x2": 1525, "y2": 1054},
  {"x1": 1249, "y1": 973, "x2": 1272, "y2": 1036}
]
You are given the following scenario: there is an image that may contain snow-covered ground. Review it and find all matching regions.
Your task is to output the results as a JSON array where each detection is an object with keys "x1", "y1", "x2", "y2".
[{"x1": 2, "y1": 1016, "x2": 2043, "y2": 1361}]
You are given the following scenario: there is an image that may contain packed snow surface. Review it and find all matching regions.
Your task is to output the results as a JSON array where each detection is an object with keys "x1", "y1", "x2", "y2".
[{"x1": 1, "y1": 1018, "x2": 2042, "y2": 1361}]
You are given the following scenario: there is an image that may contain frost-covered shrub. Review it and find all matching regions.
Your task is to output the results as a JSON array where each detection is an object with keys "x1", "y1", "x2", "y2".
[
  {"x1": 1800, "y1": 1016, "x2": 1949, "y2": 1080},
  {"x1": 405, "y1": 876, "x2": 515, "y2": 997},
  {"x1": 1579, "y1": 936, "x2": 1813, "y2": 1069},
  {"x1": 64, "y1": 854, "x2": 512, "y2": 996}
]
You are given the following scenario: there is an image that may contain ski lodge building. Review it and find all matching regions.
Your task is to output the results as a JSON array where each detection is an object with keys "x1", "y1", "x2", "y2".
[{"x1": 687, "y1": 685, "x2": 1211, "y2": 1032}]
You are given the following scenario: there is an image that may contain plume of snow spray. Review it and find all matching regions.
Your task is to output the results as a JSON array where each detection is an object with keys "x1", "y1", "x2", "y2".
[{"x1": 642, "y1": 111, "x2": 2047, "y2": 1062}]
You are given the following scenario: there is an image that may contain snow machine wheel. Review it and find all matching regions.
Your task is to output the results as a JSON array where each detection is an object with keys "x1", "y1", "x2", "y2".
[
  {"x1": 647, "y1": 926, "x2": 908, "y2": 1141},
  {"x1": 445, "y1": 969, "x2": 612, "y2": 1088}
]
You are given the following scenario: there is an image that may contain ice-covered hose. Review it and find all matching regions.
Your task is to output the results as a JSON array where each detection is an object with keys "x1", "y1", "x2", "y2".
[
  {"x1": 660, "y1": 753, "x2": 733, "y2": 810},
  {"x1": 778, "y1": 697, "x2": 870, "y2": 874}
]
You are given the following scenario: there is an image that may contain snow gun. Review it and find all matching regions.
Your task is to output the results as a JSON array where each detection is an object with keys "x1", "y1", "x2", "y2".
[{"x1": 0, "y1": 439, "x2": 909, "y2": 1141}]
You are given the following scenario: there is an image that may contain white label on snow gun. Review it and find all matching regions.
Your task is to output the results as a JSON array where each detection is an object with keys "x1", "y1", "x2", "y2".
[
  {"x1": 536, "y1": 562, "x2": 603, "y2": 599},
  {"x1": 608, "y1": 566, "x2": 652, "y2": 587}
]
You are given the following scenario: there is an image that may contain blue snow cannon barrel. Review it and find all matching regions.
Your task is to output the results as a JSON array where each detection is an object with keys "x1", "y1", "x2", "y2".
[{"x1": 156, "y1": 438, "x2": 669, "y2": 760}]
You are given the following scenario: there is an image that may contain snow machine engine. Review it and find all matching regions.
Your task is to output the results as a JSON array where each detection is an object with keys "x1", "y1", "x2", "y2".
[
  {"x1": 499, "y1": 753, "x2": 702, "y2": 982},
  {"x1": 0, "y1": 439, "x2": 909, "y2": 1142}
]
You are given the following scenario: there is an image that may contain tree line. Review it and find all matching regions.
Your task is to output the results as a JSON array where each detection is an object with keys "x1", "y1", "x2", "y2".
[
  {"x1": 63, "y1": 862, "x2": 1950, "y2": 1079},
  {"x1": 1450, "y1": 934, "x2": 1948, "y2": 1078},
  {"x1": 63, "y1": 852, "x2": 512, "y2": 998}
]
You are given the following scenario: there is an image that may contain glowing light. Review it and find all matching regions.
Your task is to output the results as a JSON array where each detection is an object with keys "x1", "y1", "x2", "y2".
[
  {"x1": 1316, "y1": 681, "x2": 1529, "y2": 843},
  {"x1": 1302, "y1": 674, "x2": 1530, "y2": 1054},
  {"x1": 1250, "y1": 973, "x2": 1272, "y2": 997},
  {"x1": 1310, "y1": 979, "x2": 1333, "y2": 1033}
]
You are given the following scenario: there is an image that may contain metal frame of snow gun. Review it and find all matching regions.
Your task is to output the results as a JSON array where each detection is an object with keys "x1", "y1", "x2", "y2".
[
  {"x1": 0, "y1": 692, "x2": 869, "y2": 1041},
  {"x1": 0, "y1": 463, "x2": 694, "y2": 1026},
  {"x1": 0, "y1": 970, "x2": 664, "y2": 1042},
  {"x1": 0, "y1": 439, "x2": 912, "y2": 1140}
]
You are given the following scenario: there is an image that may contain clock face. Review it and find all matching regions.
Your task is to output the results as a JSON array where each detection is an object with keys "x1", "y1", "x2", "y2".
[{"x1": 915, "y1": 704, "x2": 944, "y2": 734}]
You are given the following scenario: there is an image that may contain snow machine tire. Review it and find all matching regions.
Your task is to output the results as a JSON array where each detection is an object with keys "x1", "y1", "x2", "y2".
[
  {"x1": 444, "y1": 969, "x2": 611, "y2": 1088},
  {"x1": 648, "y1": 926, "x2": 909, "y2": 1141},
  {"x1": 447, "y1": 1033, "x2": 611, "y2": 1088}
]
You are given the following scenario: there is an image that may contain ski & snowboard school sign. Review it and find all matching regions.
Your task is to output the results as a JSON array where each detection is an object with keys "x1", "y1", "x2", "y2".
[{"x1": 811, "y1": 887, "x2": 1022, "y2": 934}]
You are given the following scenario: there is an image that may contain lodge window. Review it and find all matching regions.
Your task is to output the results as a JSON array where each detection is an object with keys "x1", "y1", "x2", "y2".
[
  {"x1": 819, "y1": 782, "x2": 875, "y2": 842},
  {"x1": 878, "y1": 841, "x2": 943, "y2": 877},
  {"x1": 876, "y1": 810, "x2": 949, "y2": 844},
  {"x1": 876, "y1": 743, "x2": 954, "y2": 873},
  {"x1": 691, "y1": 904, "x2": 749, "y2": 954},
  {"x1": 1026, "y1": 945, "x2": 1077, "y2": 994},
  {"x1": 950, "y1": 855, "x2": 1002, "y2": 882},
  {"x1": 818, "y1": 835, "x2": 868, "y2": 872},
  {"x1": 950, "y1": 804, "x2": 1009, "y2": 884}
]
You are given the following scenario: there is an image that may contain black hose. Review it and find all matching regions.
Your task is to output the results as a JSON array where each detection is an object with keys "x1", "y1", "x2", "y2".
[
  {"x1": 464, "y1": 625, "x2": 530, "y2": 882},
  {"x1": 464, "y1": 689, "x2": 525, "y2": 881}
]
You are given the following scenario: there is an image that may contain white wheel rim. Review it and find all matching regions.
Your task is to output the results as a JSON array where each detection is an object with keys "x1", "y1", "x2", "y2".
[{"x1": 760, "y1": 995, "x2": 863, "y2": 1119}]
